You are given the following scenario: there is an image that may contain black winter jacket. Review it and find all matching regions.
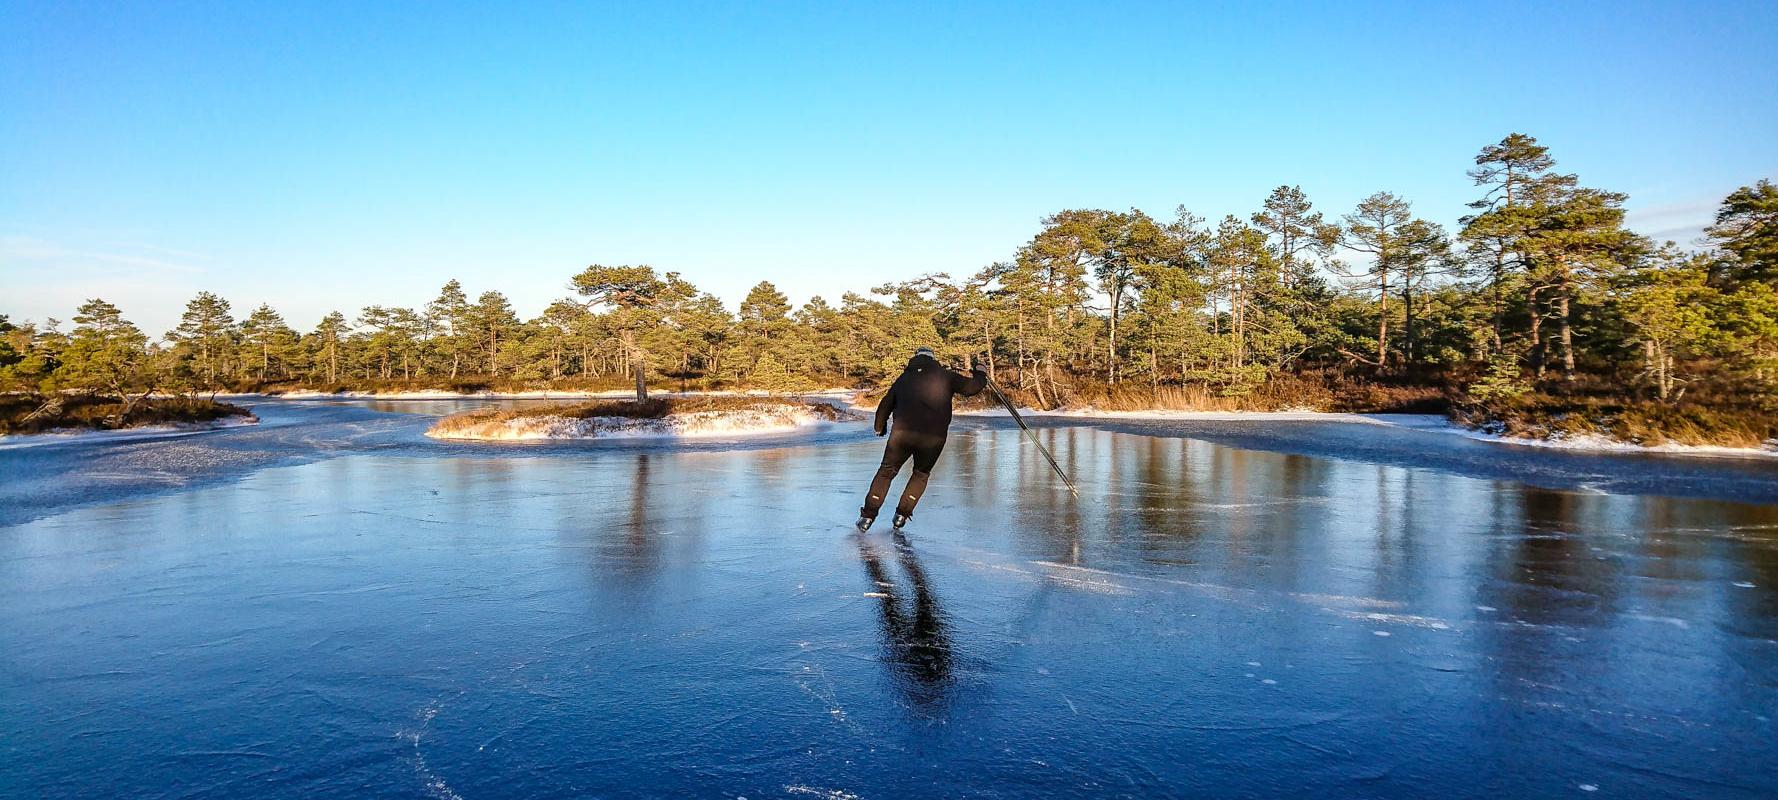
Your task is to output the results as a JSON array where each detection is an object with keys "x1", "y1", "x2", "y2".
[{"x1": 873, "y1": 355, "x2": 988, "y2": 438}]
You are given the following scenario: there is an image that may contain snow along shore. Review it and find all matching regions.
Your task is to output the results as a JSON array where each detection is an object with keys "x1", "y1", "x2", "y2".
[
  {"x1": 0, "y1": 415, "x2": 260, "y2": 450},
  {"x1": 956, "y1": 406, "x2": 1778, "y2": 460},
  {"x1": 425, "y1": 404, "x2": 863, "y2": 442},
  {"x1": 229, "y1": 388, "x2": 1776, "y2": 459}
]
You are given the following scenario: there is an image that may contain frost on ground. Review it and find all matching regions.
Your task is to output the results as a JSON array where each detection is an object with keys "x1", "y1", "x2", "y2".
[{"x1": 425, "y1": 397, "x2": 863, "y2": 441}]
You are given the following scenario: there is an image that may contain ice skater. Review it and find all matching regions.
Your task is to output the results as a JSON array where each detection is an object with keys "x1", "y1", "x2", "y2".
[{"x1": 857, "y1": 346, "x2": 986, "y2": 531}]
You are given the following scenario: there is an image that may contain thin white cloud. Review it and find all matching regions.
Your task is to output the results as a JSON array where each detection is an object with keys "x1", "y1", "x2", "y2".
[
  {"x1": 100, "y1": 241, "x2": 210, "y2": 260},
  {"x1": 1624, "y1": 199, "x2": 1716, "y2": 247},
  {"x1": 0, "y1": 235, "x2": 206, "y2": 275}
]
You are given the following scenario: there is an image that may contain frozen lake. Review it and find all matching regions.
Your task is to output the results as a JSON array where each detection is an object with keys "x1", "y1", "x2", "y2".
[{"x1": 3, "y1": 400, "x2": 1776, "y2": 798}]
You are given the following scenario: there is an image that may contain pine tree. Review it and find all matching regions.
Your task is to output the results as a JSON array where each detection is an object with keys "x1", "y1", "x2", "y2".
[
  {"x1": 790, "y1": 296, "x2": 843, "y2": 381},
  {"x1": 1701, "y1": 181, "x2": 1778, "y2": 394},
  {"x1": 311, "y1": 312, "x2": 349, "y2": 383},
  {"x1": 1337, "y1": 193, "x2": 1411, "y2": 369},
  {"x1": 1719, "y1": 281, "x2": 1778, "y2": 394},
  {"x1": 749, "y1": 352, "x2": 799, "y2": 393},
  {"x1": 1460, "y1": 133, "x2": 1566, "y2": 355},
  {"x1": 239, "y1": 304, "x2": 297, "y2": 381},
  {"x1": 1095, "y1": 209, "x2": 1174, "y2": 383},
  {"x1": 426, "y1": 280, "x2": 473, "y2": 379},
  {"x1": 0, "y1": 315, "x2": 18, "y2": 373},
  {"x1": 571, "y1": 264, "x2": 690, "y2": 401},
  {"x1": 0, "y1": 317, "x2": 63, "y2": 390},
  {"x1": 1707, "y1": 178, "x2": 1778, "y2": 287},
  {"x1": 536, "y1": 299, "x2": 591, "y2": 380},
  {"x1": 357, "y1": 306, "x2": 398, "y2": 380},
  {"x1": 677, "y1": 293, "x2": 735, "y2": 389},
  {"x1": 1524, "y1": 185, "x2": 1640, "y2": 384},
  {"x1": 468, "y1": 292, "x2": 521, "y2": 377},
  {"x1": 738, "y1": 281, "x2": 793, "y2": 378},
  {"x1": 169, "y1": 291, "x2": 236, "y2": 386},
  {"x1": 1392, "y1": 219, "x2": 1454, "y2": 368},
  {"x1": 1007, "y1": 212, "x2": 1095, "y2": 404},
  {"x1": 60, "y1": 299, "x2": 156, "y2": 415},
  {"x1": 1252, "y1": 186, "x2": 1339, "y2": 289},
  {"x1": 1618, "y1": 248, "x2": 1718, "y2": 401}
]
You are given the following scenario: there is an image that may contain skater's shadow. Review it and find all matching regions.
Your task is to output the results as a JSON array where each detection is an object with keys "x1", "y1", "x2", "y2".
[{"x1": 856, "y1": 531, "x2": 955, "y2": 712}]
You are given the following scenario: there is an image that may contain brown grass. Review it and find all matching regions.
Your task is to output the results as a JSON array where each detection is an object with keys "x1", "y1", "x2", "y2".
[
  {"x1": 1455, "y1": 394, "x2": 1778, "y2": 449},
  {"x1": 0, "y1": 393, "x2": 253, "y2": 435},
  {"x1": 924, "y1": 373, "x2": 1448, "y2": 415}
]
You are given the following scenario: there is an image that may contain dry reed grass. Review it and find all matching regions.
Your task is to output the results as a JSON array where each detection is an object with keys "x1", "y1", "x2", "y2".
[{"x1": 428, "y1": 395, "x2": 851, "y2": 435}]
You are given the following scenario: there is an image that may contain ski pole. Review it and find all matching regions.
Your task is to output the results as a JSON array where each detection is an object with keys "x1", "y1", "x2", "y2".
[{"x1": 982, "y1": 374, "x2": 1078, "y2": 498}]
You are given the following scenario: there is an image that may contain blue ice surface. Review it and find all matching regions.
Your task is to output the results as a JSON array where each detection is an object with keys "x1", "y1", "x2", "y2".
[{"x1": 2, "y1": 399, "x2": 1775, "y2": 798}]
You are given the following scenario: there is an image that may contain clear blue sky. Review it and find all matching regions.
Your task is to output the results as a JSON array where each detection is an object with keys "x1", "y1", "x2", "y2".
[{"x1": 4, "y1": 1, "x2": 1775, "y2": 336}]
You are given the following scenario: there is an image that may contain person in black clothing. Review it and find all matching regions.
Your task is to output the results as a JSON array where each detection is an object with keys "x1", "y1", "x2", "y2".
[{"x1": 857, "y1": 346, "x2": 987, "y2": 531}]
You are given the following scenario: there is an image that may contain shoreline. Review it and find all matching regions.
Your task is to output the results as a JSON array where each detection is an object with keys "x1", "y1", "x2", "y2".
[
  {"x1": 226, "y1": 388, "x2": 858, "y2": 401},
  {"x1": 0, "y1": 415, "x2": 261, "y2": 449},
  {"x1": 10, "y1": 390, "x2": 1772, "y2": 459},
  {"x1": 960, "y1": 406, "x2": 1778, "y2": 460}
]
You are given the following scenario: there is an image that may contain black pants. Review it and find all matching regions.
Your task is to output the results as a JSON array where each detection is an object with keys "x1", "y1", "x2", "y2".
[{"x1": 861, "y1": 430, "x2": 946, "y2": 519}]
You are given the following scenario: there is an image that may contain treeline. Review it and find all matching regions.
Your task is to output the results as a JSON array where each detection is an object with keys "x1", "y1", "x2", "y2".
[{"x1": 3, "y1": 133, "x2": 1774, "y2": 418}]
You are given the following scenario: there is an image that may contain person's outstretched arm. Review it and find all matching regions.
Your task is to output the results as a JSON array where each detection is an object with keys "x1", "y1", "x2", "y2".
[
  {"x1": 953, "y1": 366, "x2": 988, "y2": 398},
  {"x1": 874, "y1": 379, "x2": 899, "y2": 436}
]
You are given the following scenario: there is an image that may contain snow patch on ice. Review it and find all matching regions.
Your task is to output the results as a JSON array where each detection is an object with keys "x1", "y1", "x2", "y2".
[
  {"x1": 785, "y1": 786, "x2": 861, "y2": 800},
  {"x1": 1627, "y1": 613, "x2": 1691, "y2": 629},
  {"x1": 399, "y1": 697, "x2": 465, "y2": 800},
  {"x1": 1029, "y1": 560, "x2": 1138, "y2": 595},
  {"x1": 1323, "y1": 608, "x2": 1452, "y2": 630}
]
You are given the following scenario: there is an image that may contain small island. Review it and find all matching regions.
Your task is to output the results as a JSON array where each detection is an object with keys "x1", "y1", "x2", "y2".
[
  {"x1": 425, "y1": 396, "x2": 861, "y2": 441},
  {"x1": 1, "y1": 393, "x2": 255, "y2": 437}
]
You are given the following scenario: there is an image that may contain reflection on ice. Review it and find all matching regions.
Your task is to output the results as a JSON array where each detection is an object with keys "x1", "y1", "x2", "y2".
[{"x1": 856, "y1": 531, "x2": 955, "y2": 712}]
